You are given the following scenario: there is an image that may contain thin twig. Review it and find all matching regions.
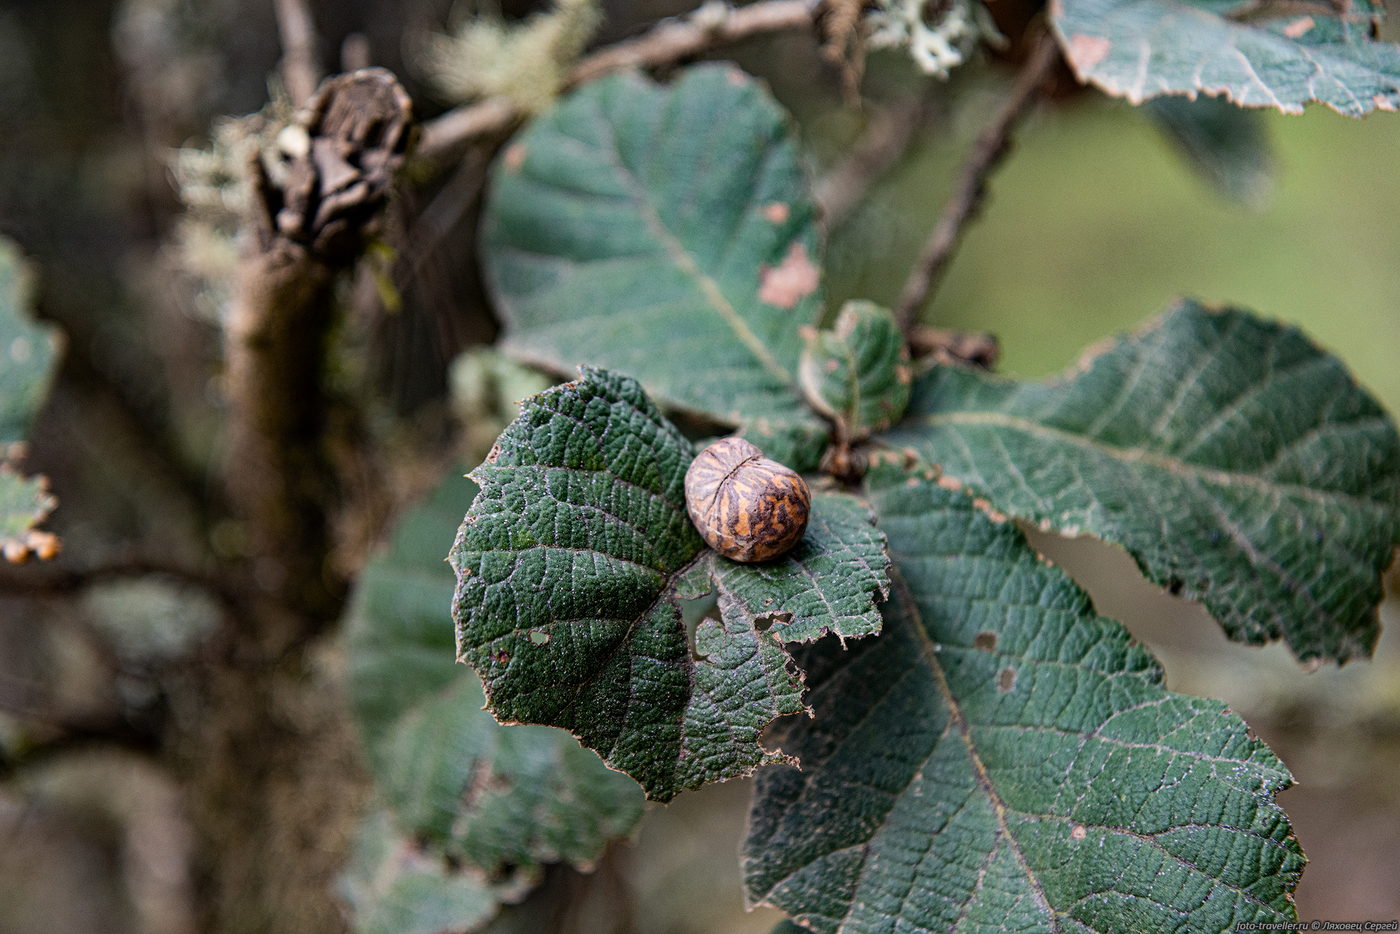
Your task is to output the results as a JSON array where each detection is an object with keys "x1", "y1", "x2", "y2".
[
  {"x1": 273, "y1": 0, "x2": 322, "y2": 105},
  {"x1": 816, "y1": 90, "x2": 937, "y2": 230},
  {"x1": 894, "y1": 32, "x2": 1061, "y2": 334},
  {"x1": 418, "y1": 0, "x2": 820, "y2": 160}
]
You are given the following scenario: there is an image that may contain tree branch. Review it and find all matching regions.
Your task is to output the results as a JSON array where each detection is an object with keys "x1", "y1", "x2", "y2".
[
  {"x1": 894, "y1": 33, "x2": 1061, "y2": 334},
  {"x1": 225, "y1": 69, "x2": 412, "y2": 631},
  {"x1": 273, "y1": 0, "x2": 322, "y2": 105},
  {"x1": 418, "y1": 0, "x2": 821, "y2": 160}
]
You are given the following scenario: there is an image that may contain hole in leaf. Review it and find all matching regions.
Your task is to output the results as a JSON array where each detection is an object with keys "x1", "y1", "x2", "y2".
[
  {"x1": 973, "y1": 631, "x2": 997, "y2": 652},
  {"x1": 680, "y1": 592, "x2": 721, "y2": 662},
  {"x1": 528, "y1": 630, "x2": 550, "y2": 645}
]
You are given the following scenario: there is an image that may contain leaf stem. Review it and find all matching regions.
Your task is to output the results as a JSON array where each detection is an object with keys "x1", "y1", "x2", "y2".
[{"x1": 894, "y1": 32, "x2": 1061, "y2": 336}]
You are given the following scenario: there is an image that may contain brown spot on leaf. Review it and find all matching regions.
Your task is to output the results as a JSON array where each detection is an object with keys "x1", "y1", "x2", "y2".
[
  {"x1": 1067, "y1": 34, "x2": 1112, "y2": 69},
  {"x1": 758, "y1": 242, "x2": 820, "y2": 309},
  {"x1": 763, "y1": 202, "x2": 790, "y2": 223},
  {"x1": 936, "y1": 475, "x2": 963, "y2": 492},
  {"x1": 504, "y1": 143, "x2": 527, "y2": 171},
  {"x1": 997, "y1": 667, "x2": 1016, "y2": 692},
  {"x1": 1070, "y1": 824, "x2": 1087, "y2": 841},
  {"x1": 1283, "y1": 16, "x2": 1314, "y2": 38},
  {"x1": 974, "y1": 631, "x2": 997, "y2": 652}
]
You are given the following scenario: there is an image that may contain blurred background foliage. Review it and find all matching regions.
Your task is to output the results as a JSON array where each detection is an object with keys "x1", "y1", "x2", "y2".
[{"x1": 0, "y1": 0, "x2": 1397, "y2": 931}]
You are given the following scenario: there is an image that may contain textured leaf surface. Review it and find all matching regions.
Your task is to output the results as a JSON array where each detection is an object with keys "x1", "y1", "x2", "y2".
[
  {"x1": 0, "y1": 237, "x2": 58, "y2": 443},
  {"x1": 340, "y1": 809, "x2": 498, "y2": 934},
  {"x1": 1143, "y1": 95, "x2": 1273, "y2": 205},
  {"x1": 799, "y1": 301, "x2": 912, "y2": 441},
  {"x1": 482, "y1": 65, "x2": 828, "y2": 457},
  {"x1": 1052, "y1": 0, "x2": 1400, "y2": 115},
  {"x1": 346, "y1": 469, "x2": 643, "y2": 894},
  {"x1": 745, "y1": 468, "x2": 1304, "y2": 933},
  {"x1": 880, "y1": 301, "x2": 1400, "y2": 662},
  {"x1": 451, "y1": 367, "x2": 889, "y2": 800}
]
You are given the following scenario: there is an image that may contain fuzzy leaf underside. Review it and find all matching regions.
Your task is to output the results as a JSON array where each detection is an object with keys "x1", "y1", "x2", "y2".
[
  {"x1": 482, "y1": 65, "x2": 829, "y2": 469},
  {"x1": 744, "y1": 468, "x2": 1304, "y2": 933},
  {"x1": 451, "y1": 367, "x2": 889, "y2": 800},
  {"x1": 344, "y1": 469, "x2": 644, "y2": 933},
  {"x1": 880, "y1": 300, "x2": 1400, "y2": 663},
  {"x1": 1052, "y1": 0, "x2": 1400, "y2": 115}
]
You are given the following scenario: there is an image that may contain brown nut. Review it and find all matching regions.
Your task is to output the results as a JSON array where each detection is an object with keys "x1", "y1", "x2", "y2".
[{"x1": 684, "y1": 438, "x2": 811, "y2": 563}]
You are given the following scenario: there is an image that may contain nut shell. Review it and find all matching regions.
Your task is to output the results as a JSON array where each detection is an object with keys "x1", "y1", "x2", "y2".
[{"x1": 684, "y1": 438, "x2": 811, "y2": 562}]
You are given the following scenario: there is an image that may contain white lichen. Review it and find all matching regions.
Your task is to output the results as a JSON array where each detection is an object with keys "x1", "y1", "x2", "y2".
[
  {"x1": 423, "y1": 0, "x2": 601, "y2": 115},
  {"x1": 867, "y1": 0, "x2": 1001, "y2": 79}
]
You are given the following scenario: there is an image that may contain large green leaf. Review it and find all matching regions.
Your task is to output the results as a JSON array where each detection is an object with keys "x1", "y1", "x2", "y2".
[
  {"x1": 0, "y1": 237, "x2": 58, "y2": 443},
  {"x1": 481, "y1": 65, "x2": 829, "y2": 467},
  {"x1": 744, "y1": 467, "x2": 1304, "y2": 932},
  {"x1": 345, "y1": 467, "x2": 644, "y2": 929},
  {"x1": 879, "y1": 301, "x2": 1400, "y2": 663},
  {"x1": 450, "y1": 367, "x2": 889, "y2": 800},
  {"x1": 1052, "y1": 0, "x2": 1400, "y2": 116}
]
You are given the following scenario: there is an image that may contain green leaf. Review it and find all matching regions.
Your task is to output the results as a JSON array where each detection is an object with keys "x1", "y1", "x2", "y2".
[
  {"x1": 798, "y1": 301, "x2": 912, "y2": 442},
  {"x1": 1052, "y1": 0, "x2": 1400, "y2": 116},
  {"x1": 744, "y1": 468, "x2": 1304, "y2": 933},
  {"x1": 346, "y1": 468, "x2": 644, "y2": 880},
  {"x1": 482, "y1": 65, "x2": 829, "y2": 460},
  {"x1": 0, "y1": 237, "x2": 58, "y2": 444},
  {"x1": 0, "y1": 465, "x2": 53, "y2": 542},
  {"x1": 1143, "y1": 95, "x2": 1274, "y2": 205},
  {"x1": 340, "y1": 809, "x2": 499, "y2": 934},
  {"x1": 450, "y1": 367, "x2": 890, "y2": 800},
  {"x1": 879, "y1": 301, "x2": 1400, "y2": 663}
]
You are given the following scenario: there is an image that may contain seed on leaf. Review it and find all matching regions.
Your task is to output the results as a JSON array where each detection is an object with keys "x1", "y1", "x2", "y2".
[{"x1": 685, "y1": 438, "x2": 810, "y2": 563}]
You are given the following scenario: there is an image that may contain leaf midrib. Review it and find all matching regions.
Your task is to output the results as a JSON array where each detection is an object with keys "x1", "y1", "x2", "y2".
[
  {"x1": 898, "y1": 578, "x2": 1063, "y2": 934},
  {"x1": 588, "y1": 93, "x2": 798, "y2": 391}
]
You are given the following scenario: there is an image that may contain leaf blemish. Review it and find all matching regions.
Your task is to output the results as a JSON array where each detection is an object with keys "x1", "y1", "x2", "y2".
[
  {"x1": 528, "y1": 630, "x2": 550, "y2": 645},
  {"x1": 758, "y1": 242, "x2": 820, "y2": 309},
  {"x1": 997, "y1": 667, "x2": 1016, "y2": 692},
  {"x1": 1283, "y1": 16, "x2": 1314, "y2": 38},
  {"x1": 504, "y1": 143, "x2": 528, "y2": 172},
  {"x1": 763, "y1": 202, "x2": 790, "y2": 223},
  {"x1": 1071, "y1": 824, "x2": 1087, "y2": 841},
  {"x1": 1068, "y1": 34, "x2": 1112, "y2": 69},
  {"x1": 974, "y1": 631, "x2": 997, "y2": 652}
]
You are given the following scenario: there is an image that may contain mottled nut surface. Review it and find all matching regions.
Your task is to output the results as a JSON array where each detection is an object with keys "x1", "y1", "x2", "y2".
[{"x1": 685, "y1": 438, "x2": 811, "y2": 563}]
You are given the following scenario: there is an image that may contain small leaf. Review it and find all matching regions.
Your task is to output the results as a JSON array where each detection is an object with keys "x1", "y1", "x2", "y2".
[
  {"x1": 0, "y1": 465, "x2": 57, "y2": 563},
  {"x1": 1052, "y1": 0, "x2": 1400, "y2": 116},
  {"x1": 880, "y1": 300, "x2": 1400, "y2": 663},
  {"x1": 451, "y1": 367, "x2": 890, "y2": 800},
  {"x1": 744, "y1": 468, "x2": 1305, "y2": 933},
  {"x1": 1143, "y1": 95, "x2": 1274, "y2": 205},
  {"x1": 340, "y1": 809, "x2": 499, "y2": 934},
  {"x1": 346, "y1": 469, "x2": 643, "y2": 880},
  {"x1": 798, "y1": 301, "x2": 912, "y2": 441},
  {"x1": 0, "y1": 237, "x2": 59, "y2": 444},
  {"x1": 482, "y1": 65, "x2": 828, "y2": 457}
]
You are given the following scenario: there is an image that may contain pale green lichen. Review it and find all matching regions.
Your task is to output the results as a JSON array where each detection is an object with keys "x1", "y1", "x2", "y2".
[
  {"x1": 423, "y1": 0, "x2": 601, "y2": 115},
  {"x1": 867, "y1": 0, "x2": 1001, "y2": 79}
]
